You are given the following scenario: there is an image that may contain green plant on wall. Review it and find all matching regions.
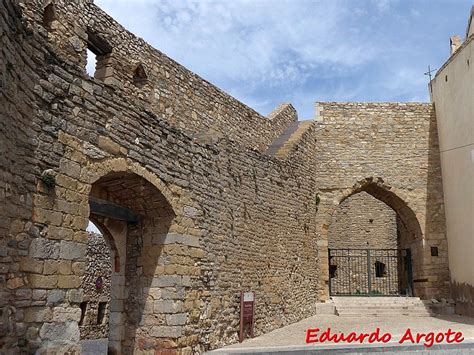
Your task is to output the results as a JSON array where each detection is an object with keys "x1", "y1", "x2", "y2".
[{"x1": 40, "y1": 172, "x2": 56, "y2": 188}]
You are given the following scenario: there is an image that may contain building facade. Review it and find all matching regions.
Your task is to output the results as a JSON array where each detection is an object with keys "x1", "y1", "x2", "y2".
[{"x1": 430, "y1": 6, "x2": 474, "y2": 317}]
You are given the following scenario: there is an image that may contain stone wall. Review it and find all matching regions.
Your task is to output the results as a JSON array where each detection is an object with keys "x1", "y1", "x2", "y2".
[
  {"x1": 328, "y1": 192, "x2": 401, "y2": 296},
  {"x1": 80, "y1": 231, "x2": 111, "y2": 340},
  {"x1": 0, "y1": 0, "x2": 49, "y2": 350},
  {"x1": 1, "y1": 1, "x2": 319, "y2": 353},
  {"x1": 21, "y1": 0, "x2": 296, "y2": 153},
  {"x1": 0, "y1": 0, "x2": 453, "y2": 354},
  {"x1": 328, "y1": 191, "x2": 397, "y2": 249},
  {"x1": 289, "y1": 102, "x2": 450, "y2": 301}
]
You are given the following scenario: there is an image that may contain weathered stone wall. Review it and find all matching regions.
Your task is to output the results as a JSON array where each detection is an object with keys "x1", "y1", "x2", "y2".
[
  {"x1": 290, "y1": 102, "x2": 450, "y2": 301},
  {"x1": 0, "y1": 0, "x2": 50, "y2": 350},
  {"x1": 328, "y1": 192, "x2": 400, "y2": 296},
  {"x1": 80, "y1": 231, "x2": 111, "y2": 340},
  {"x1": 328, "y1": 191, "x2": 397, "y2": 249},
  {"x1": 1, "y1": 1, "x2": 319, "y2": 353},
  {"x1": 0, "y1": 0, "x2": 454, "y2": 354},
  {"x1": 21, "y1": 0, "x2": 296, "y2": 153}
]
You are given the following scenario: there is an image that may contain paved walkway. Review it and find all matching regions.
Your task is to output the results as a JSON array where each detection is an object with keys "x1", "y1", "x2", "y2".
[{"x1": 210, "y1": 314, "x2": 474, "y2": 354}]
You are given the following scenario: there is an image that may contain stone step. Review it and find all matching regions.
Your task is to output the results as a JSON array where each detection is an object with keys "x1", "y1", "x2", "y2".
[
  {"x1": 335, "y1": 305, "x2": 430, "y2": 309},
  {"x1": 336, "y1": 308, "x2": 430, "y2": 312},
  {"x1": 333, "y1": 302, "x2": 426, "y2": 306},
  {"x1": 265, "y1": 121, "x2": 312, "y2": 158},
  {"x1": 329, "y1": 296, "x2": 432, "y2": 317},
  {"x1": 332, "y1": 296, "x2": 421, "y2": 301},
  {"x1": 338, "y1": 312, "x2": 433, "y2": 317}
]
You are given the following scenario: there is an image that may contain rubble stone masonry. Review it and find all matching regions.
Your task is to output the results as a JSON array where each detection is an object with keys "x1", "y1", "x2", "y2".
[{"x1": 0, "y1": 0, "x2": 453, "y2": 354}]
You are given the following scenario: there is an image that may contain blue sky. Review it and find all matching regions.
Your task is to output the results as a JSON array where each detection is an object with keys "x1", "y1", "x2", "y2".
[{"x1": 93, "y1": 0, "x2": 472, "y2": 119}]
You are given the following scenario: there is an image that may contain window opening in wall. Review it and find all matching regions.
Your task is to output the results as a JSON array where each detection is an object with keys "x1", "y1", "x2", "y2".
[
  {"x1": 375, "y1": 261, "x2": 387, "y2": 278},
  {"x1": 42, "y1": 3, "x2": 57, "y2": 30},
  {"x1": 86, "y1": 49, "x2": 96, "y2": 77},
  {"x1": 79, "y1": 302, "x2": 87, "y2": 325},
  {"x1": 97, "y1": 302, "x2": 107, "y2": 325},
  {"x1": 86, "y1": 30, "x2": 113, "y2": 81},
  {"x1": 329, "y1": 265, "x2": 338, "y2": 278},
  {"x1": 133, "y1": 63, "x2": 148, "y2": 87},
  {"x1": 431, "y1": 246, "x2": 439, "y2": 256}
]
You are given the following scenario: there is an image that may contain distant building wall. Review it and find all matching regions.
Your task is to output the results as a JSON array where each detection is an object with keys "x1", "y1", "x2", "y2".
[
  {"x1": 328, "y1": 191, "x2": 397, "y2": 250},
  {"x1": 431, "y1": 31, "x2": 474, "y2": 317},
  {"x1": 80, "y1": 232, "x2": 111, "y2": 340},
  {"x1": 328, "y1": 192, "x2": 400, "y2": 296}
]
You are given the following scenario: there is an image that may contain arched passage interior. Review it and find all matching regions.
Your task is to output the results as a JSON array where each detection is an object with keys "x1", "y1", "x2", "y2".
[
  {"x1": 326, "y1": 182, "x2": 423, "y2": 297},
  {"x1": 83, "y1": 171, "x2": 175, "y2": 354}
]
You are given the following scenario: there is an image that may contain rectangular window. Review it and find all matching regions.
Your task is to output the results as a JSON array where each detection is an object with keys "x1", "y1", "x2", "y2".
[
  {"x1": 79, "y1": 302, "x2": 87, "y2": 325},
  {"x1": 97, "y1": 302, "x2": 107, "y2": 324}
]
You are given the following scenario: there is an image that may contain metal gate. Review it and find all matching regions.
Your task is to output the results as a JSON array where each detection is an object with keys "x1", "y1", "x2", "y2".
[{"x1": 328, "y1": 249, "x2": 413, "y2": 296}]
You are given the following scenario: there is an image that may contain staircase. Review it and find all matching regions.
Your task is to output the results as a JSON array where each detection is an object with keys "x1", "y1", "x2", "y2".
[
  {"x1": 266, "y1": 121, "x2": 312, "y2": 158},
  {"x1": 330, "y1": 297, "x2": 433, "y2": 317}
]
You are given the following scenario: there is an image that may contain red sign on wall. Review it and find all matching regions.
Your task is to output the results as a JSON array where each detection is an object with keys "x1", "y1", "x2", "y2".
[{"x1": 239, "y1": 291, "x2": 255, "y2": 342}]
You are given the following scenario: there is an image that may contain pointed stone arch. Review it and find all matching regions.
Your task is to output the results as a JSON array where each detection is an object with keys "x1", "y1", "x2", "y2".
[
  {"x1": 316, "y1": 177, "x2": 424, "y2": 300},
  {"x1": 83, "y1": 157, "x2": 182, "y2": 217}
]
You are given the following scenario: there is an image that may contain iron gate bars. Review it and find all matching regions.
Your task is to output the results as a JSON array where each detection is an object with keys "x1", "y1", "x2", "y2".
[{"x1": 328, "y1": 248, "x2": 413, "y2": 296}]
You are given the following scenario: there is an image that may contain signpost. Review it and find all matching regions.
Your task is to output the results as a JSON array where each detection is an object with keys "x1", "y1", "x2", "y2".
[{"x1": 239, "y1": 291, "x2": 255, "y2": 342}]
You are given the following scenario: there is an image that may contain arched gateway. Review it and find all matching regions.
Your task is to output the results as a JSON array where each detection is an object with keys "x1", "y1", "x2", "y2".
[{"x1": 317, "y1": 178, "x2": 427, "y2": 299}]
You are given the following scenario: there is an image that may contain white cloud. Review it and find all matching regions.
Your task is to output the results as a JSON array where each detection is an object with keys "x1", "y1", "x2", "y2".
[
  {"x1": 96, "y1": 0, "x2": 376, "y2": 88},
  {"x1": 93, "y1": 0, "x2": 469, "y2": 117}
]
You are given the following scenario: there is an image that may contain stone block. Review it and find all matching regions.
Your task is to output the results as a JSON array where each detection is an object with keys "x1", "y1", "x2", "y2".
[
  {"x1": 315, "y1": 302, "x2": 336, "y2": 315},
  {"x1": 6, "y1": 277, "x2": 25, "y2": 289},
  {"x1": 150, "y1": 325, "x2": 182, "y2": 338},
  {"x1": 67, "y1": 289, "x2": 83, "y2": 304},
  {"x1": 33, "y1": 289, "x2": 48, "y2": 301},
  {"x1": 181, "y1": 276, "x2": 191, "y2": 287},
  {"x1": 161, "y1": 288, "x2": 185, "y2": 300},
  {"x1": 47, "y1": 226, "x2": 73, "y2": 241},
  {"x1": 15, "y1": 288, "x2": 32, "y2": 300},
  {"x1": 24, "y1": 307, "x2": 53, "y2": 323},
  {"x1": 57, "y1": 275, "x2": 81, "y2": 289},
  {"x1": 151, "y1": 275, "x2": 181, "y2": 287},
  {"x1": 29, "y1": 238, "x2": 60, "y2": 260},
  {"x1": 166, "y1": 313, "x2": 187, "y2": 326},
  {"x1": 46, "y1": 290, "x2": 65, "y2": 305},
  {"x1": 52, "y1": 307, "x2": 81, "y2": 322},
  {"x1": 59, "y1": 241, "x2": 86, "y2": 260},
  {"x1": 32, "y1": 208, "x2": 63, "y2": 226},
  {"x1": 98, "y1": 136, "x2": 121, "y2": 155},
  {"x1": 154, "y1": 300, "x2": 182, "y2": 314},
  {"x1": 71, "y1": 261, "x2": 85, "y2": 275},
  {"x1": 28, "y1": 274, "x2": 58, "y2": 289},
  {"x1": 39, "y1": 321, "x2": 80, "y2": 342}
]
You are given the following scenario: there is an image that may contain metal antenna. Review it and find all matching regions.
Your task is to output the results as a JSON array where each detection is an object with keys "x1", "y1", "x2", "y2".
[{"x1": 424, "y1": 65, "x2": 437, "y2": 81}]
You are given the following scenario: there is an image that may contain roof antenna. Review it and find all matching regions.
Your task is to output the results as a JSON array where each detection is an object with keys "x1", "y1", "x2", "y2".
[
  {"x1": 424, "y1": 65, "x2": 437, "y2": 95},
  {"x1": 424, "y1": 65, "x2": 437, "y2": 82}
]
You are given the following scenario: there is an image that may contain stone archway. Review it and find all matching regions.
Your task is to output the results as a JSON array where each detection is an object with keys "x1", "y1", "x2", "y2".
[
  {"x1": 28, "y1": 151, "x2": 204, "y2": 354},
  {"x1": 316, "y1": 178, "x2": 424, "y2": 300},
  {"x1": 85, "y1": 170, "x2": 176, "y2": 354}
]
